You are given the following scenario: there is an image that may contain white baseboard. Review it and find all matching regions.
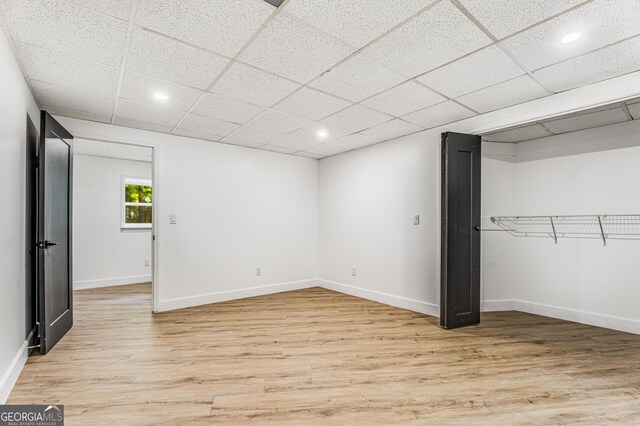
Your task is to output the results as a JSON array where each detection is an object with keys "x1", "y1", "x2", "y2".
[
  {"x1": 157, "y1": 279, "x2": 318, "y2": 312},
  {"x1": 74, "y1": 274, "x2": 152, "y2": 290},
  {"x1": 315, "y1": 282, "x2": 640, "y2": 335},
  {"x1": 318, "y1": 279, "x2": 440, "y2": 317},
  {"x1": 481, "y1": 299, "x2": 516, "y2": 312},
  {"x1": 0, "y1": 340, "x2": 28, "y2": 404},
  {"x1": 513, "y1": 299, "x2": 640, "y2": 335}
]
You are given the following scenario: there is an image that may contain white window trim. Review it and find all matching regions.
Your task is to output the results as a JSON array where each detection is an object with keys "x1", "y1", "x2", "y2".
[{"x1": 121, "y1": 176, "x2": 152, "y2": 229}]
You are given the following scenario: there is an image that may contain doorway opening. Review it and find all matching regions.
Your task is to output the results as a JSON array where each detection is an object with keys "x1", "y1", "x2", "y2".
[
  {"x1": 72, "y1": 138, "x2": 156, "y2": 313},
  {"x1": 26, "y1": 112, "x2": 157, "y2": 355}
]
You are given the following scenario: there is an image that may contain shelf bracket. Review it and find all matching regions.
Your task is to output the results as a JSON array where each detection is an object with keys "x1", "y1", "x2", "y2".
[
  {"x1": 597, "y1": 215, "x2": 607, "y2": 246},
  {"x1": 549, "y1": 216, "x2": 558, "y2": 244}
]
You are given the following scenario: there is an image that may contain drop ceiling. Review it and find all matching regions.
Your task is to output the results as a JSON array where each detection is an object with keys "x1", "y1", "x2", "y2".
[
  {"x1": 1, "y1": 0, "x2": 640, "y2": 158},
  {"x1": 483, "y1": 97, "x2": 639, "y2": 143}
]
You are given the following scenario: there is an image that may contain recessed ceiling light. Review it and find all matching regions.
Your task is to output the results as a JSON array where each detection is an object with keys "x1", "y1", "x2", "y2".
[
  {"x1": 154, "y1": 92, "x2": 169, "y2": 102},
  {"x1": 316, "y1": 129, "x2": 329, "y2": 140},
  {"x1": 561, "y1": 32, "x2": 582, "y2": 44}
]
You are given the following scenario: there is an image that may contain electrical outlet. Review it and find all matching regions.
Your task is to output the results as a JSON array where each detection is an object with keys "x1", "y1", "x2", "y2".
[
  {"x1": 414, "y1": 215, "x2": 420, "y2": 225},
  {"x1": 256, "y1": 267, "x2": 262, "y2": 277},
  {"x1": 144, "y1": 259, "x2": 150, "y2": 267},
  {"x1": 351, "y1": 267, "x2": 357, "y2": 276}
]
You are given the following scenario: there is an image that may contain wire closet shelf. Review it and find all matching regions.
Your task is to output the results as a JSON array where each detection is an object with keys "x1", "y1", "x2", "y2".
[{"x1": 488, "y1": 215, "x2": 640, "y2": 245}]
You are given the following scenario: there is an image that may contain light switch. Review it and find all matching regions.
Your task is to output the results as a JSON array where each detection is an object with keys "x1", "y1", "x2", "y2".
[
  {"x1": 414, "y1": 215, "x2": 420, "y2": 225},
  {"x1": 169, "y1": 214, "x2": 178, "y2": 224}
]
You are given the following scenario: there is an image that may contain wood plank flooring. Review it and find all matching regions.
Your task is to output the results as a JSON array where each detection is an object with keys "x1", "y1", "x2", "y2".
[{"x1": 8, "y1": 284, "x2": 640, "y2": 424}]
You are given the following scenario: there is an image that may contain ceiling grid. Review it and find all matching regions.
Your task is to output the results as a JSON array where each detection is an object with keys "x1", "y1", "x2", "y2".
[{"x1": 1, "y1": 0, "x2": 639, "y2": 157}]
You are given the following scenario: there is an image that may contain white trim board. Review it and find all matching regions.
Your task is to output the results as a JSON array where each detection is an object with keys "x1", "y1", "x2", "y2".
[
  {"x1": 513, "y1": 299, "x2": 640, "y2": 335},
  {"x1": 157, "y1": 279, "x2": 318, "y2": 312},
  {"x1": 74, "y1": 274, "x2": 152, "y2": 290},
  {"x1": 318, "y1": 279, "x2": 440, "y2": 317},
  {"x1": 316, "y1": 282, "x2": 640, "y2": 335},
  {"x1": 0, "y1": 340, "x2": 28, "y2": 403},
  {"x1": 476, "y1": 299, "x2": 639, "y2": 335}
]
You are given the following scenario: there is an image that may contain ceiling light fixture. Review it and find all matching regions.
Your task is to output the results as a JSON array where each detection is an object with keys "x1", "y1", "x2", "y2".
[
  {"x1": 561, "y1": 32, "x2": 582, "y2": 44},
  {"x1": 316, "y1": 130, "x2": 329, "y2": 140},
  {"x1": 154, "y1": 92, "x2": 169, "y2": 102}
]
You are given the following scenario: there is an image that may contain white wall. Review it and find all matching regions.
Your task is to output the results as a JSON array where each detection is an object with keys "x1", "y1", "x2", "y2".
[
  {"x1": 318, "y1": 132, "x2": 517, "y2": 315},
  {"x1": 0, "y1": 29, "x2": 40, "y2": 402},
  {"x1": 319, "y1": 117, "x2": 640, "y2": 334},
  {"x1": 319, "y1": 135, "x2": 442, "y2": 315},
  {"x1": 55, "y1": 117, "x2": 320, "y2": 312},
  {"x1": 73, "y1": 154, "x2": 152, "y2": 289},
  {"x1": 507, "y1": 120, "x2": 640, "y2": 333}
]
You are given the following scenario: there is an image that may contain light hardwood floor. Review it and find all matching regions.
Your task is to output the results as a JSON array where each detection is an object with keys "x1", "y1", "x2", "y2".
[{"x1": 8, "y1": 284, "x2": 640, "y2": 424}]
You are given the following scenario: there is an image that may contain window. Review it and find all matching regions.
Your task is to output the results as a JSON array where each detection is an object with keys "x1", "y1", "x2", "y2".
[{"x1": 122, "y1": 177, "x2": 152, "y2": 229}]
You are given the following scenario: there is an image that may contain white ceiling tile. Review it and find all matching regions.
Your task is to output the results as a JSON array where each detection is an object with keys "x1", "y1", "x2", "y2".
[
  {"x1": 1, "y1": 0, "x2": 128, "y2": 65},
  {"x1": 113, "y1": 117, "x2": 175, "y2": 134},
  {"x1": 363, "y1": 1, "x2": 492, "y2": 77},
  {"x1": 458, "y1": 0, "x2": 586, "y2": 39},
  {"x1": 628, "y1": 101, "x2": 640, "y2": 120},
  {"x1": 308, "y1": 54, "x2": 407, "y2": 102},
  {"x1": 284, "y1": 0, "x2": 437, "y2": 48},
  {"x1": 211, "y1": 62, "x2": 300, "y2": 107},
  {"x1": 501, "y1": 0, "x2": 640, "y2": 71},
  {"x1": 219, "y1": 137, "x2": 264, "y2": 148},
  {"x1": 306, "y1": 133, "x2": 381, "y2": 156},
  {"x1": 456, "y1": 75, "x2": 549, "y2": 113},
  {"x1": 66, "y1": 0, "x2": 134, "y2": 20},
  {"x1": 296, "y1": 151, "x2": 325, "y2": 159},
  {"x1": 483, "y1": 123, "x2": 554, "y2": 143},
  {"x1": 324, "y1": 105, "x2": 393, "y2": 132},
  {"x1": 270, "y1": 123, "x2": 352, "y2": 150},
  {"x1": 239, "y1": 13, "x2": 355, "y2": 83},
  {"x1": 260, "y1": 144, "x2": 298, "y2": 154},
  {"x1": 403, "y1": 100, "x2": 476, "y2": 129},
  {"x1": 134, "y1": 0, "x2": 273, "y2": 57},
  {"x1": 248, "y1": 109, "x2": 314, "y2": 134},
  {"x1": 31, "y1": 80, "x2": 115, "y2": 119},
  {"x1": 172, "y1": 129, "x2": 222, "y2": 143},
  {"x1": 192, "y1": 93, "x2": 265, "y2": 124},
  {"x1": 362, "y1": 80, "x2": 445, "y2": 116},
  {"x1": 273, "y1": 87, "x2": 351, "y2": 120},
  {"x1": 46, "y1": 105, "x2": 112, "y2": 124},
  {"x1": 533, "y1": 36, "x2": 640, "y2": 93},
  {"x1": 14, "y1": 42, "x2": 121, "y2": 97},
  {"x1": 417, "y1": 45, "x2": 525, "y2": 98},
  {"x1": 126, "y1": 28, "x2": 229, "y2": 90},
  {"x1": 115, "y1": 99, "x2": 185, "y2": 128},
  {"x1": 119, "y1": 71, "x2": 203, "y2": 111},
  {"x1": 360, "y1": 119, "x2": 424, "y2": 141},
  {"x1": 175, "y1": 113, "x2": 240, "y2": 140},
  {"x1": 225, "y1": 125, "x2": 283, "y2": 145},
  {"x1": 543, "y1": 107, "x2": 630, "y2": 134}
]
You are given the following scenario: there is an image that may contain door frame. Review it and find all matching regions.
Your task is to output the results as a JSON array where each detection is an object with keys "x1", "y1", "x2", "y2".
[
  {"x1": 25, "y1": 114, "x2": 39, "y2": 348},
  {"x1": 72, "y1": 137, "x2": 159, "y2": 312}
]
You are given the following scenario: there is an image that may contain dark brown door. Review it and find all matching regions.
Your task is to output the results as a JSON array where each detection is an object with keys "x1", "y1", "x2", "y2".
[
  {"x1": 440, "y1": 132, "x2": 481, "y2": 329},
  {"x1": 38, "y1": 112, "x2": 74, "y2": 354}
]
